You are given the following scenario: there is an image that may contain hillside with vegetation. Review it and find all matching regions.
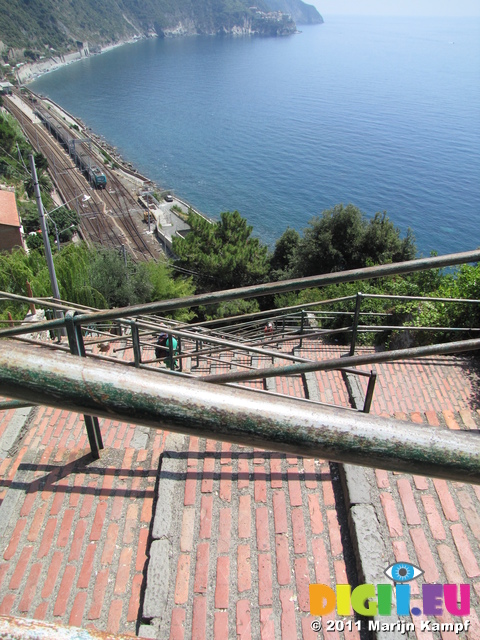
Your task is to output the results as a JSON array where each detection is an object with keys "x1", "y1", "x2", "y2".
[
  {"x1": 266, "y1": 0, "x2": 323, "y2": 24},
  {"x1": 1, "y1": 106, "x2": 477, "y2": 345},
  {"x1": 0, "y1": 0, "x2": 322, "y2": 62}
]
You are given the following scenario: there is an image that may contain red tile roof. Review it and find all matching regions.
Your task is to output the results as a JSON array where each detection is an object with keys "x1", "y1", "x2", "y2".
[{"x1": 0, "y1": 190, "x2": 20, "y2": 227}]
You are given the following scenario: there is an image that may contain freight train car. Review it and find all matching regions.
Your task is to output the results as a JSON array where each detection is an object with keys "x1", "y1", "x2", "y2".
[{"x1": 36, "y1": 106, "x2": 107, "y2": 189}]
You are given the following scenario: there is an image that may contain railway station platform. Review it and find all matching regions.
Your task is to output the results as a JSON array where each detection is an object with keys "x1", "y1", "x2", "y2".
[{"x1": 0, "y1": 339, "x2": 479, "y2": 639}]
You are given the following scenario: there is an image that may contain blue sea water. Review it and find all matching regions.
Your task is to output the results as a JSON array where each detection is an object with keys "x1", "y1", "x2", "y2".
[{"x1": 31, "y1": 16, "x2": 480, "y2": 256}]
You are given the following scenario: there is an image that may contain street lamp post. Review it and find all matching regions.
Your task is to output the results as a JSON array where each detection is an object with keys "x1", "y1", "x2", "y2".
[{"x1": 45, "y1": 219, "x2": 76, "y2": 252}]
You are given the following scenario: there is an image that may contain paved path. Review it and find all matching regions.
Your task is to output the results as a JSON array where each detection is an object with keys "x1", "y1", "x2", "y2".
[
  {"x1": 0, "y1": 405, "x2": 164, "y2": 635},
  {"x1": 0, "y1": 339, "x2": 479, "y2": 639}
]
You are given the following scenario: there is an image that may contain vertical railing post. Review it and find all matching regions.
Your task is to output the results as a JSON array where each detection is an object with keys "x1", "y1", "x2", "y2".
[
  {"x1": 195, "y1": 340, "x2": 200, "y2": 368},
  {"x1": 128, "y1": 321, "x2": 141, "y2": 367},
  {"x1": 350, "y1": 292, "x2": 363, "y2": 356},
  {"x1": 168, "y1": 334, "x2": 174, "y2": 370},
  {"x1": 45, "y1": 309, "x2": 56, "y2": 340},
  {"x1": 363, "y1": 369, "x2": 377, "y2": 413},
  {"x1": 65, "y1": 310, "x2": 103, "y2": 459},
  {"x1": 177, "y1": 336, "x2": 183, "y2": 372},
  {"x1": 299, "y1": 309, "x2": 305, "y2": 349}
]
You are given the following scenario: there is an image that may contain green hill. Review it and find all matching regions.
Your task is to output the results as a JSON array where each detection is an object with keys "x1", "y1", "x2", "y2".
[
  {"x1": 266, "y1": 0, "x2": 323, "y2": 24},
  {"x1": 0, "y1": 0, "x2": 322, "y2": 59}
]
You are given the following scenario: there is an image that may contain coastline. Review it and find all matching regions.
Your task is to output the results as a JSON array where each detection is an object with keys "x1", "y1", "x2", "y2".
[{"x1": 16, "y1": 35, "x2": 150, "y2": 85}]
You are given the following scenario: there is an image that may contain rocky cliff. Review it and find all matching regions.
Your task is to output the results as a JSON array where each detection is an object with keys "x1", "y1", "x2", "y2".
[
  {"x1": 265, "y1": 0, "x2": 323, "y2": 24},
  {"x1": 0, "y1": 0, "x2": 321, "y2": 61}
]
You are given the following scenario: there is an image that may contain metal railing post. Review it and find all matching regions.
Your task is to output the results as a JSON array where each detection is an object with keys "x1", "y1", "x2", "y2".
[
  {"x1": 64, "y1": 311, "x2": 103, "y2": 459},
  {"x1": 196, "y1": 339, "x2": 200, "y2": 368},
  {"x1": 45, "y1": 309, "x2": 56, "y2": 340},
  {"x1": 299, "y1": 309, "x2": 305, "y2": 350},
  {"x1": 177, "y1": 337, "x2": 183, "y2": 372},
  {"x1": 168, "y1": 334, "x2": 174, "y2": 370},
  {"x1": 128, "y1": 321, "x2": 141, "y2": 367},
  {"x1": 350, "y1": 292, "x2": 363, "y2": 356},
  {"x1": 363, "y1": 369, "x2": 377, "y2": 413}
]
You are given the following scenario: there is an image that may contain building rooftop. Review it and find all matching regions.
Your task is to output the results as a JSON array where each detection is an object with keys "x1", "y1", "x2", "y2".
[{"x1": 0, "y1": 191, "x2": 20, "y2": 228}]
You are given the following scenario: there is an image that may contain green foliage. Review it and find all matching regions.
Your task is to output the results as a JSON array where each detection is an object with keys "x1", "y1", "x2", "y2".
[
  {"x1": 0, "y1": 244, "x2": 196, "y2": 322},
  {"x1": 202, "y1": 298, "x2": 260, "y2": 321},
  {"x1": 52, "y1": 243, "x2": 106, "y2": 307},
  {"x1": 48, "y1": 206, "x2": 80, "y2": 244},
  {"x1": 275, "y1": 258, "x2": 480, "y2": 348},
  {"x1": 0, "y1": 248, "x2": 49, "y2": 322},
  {"x1": 24, "y1": 49, "x2": 39, "y2": 61},
  {"x1": 0, "y1": 0, "x2": 286, "y2": 53},
  {"x1": 172, "y1": 211, "x2": 269, "y2": 294},
  {"x1": 139, "y1": 260, "x2": 196, "y2": 322},
  {"x1": 23, "y1": 169, "x2": 52, "y2": 200},
  {"x1": 0, "y1": 114, "x2": 17, "y2": 155},
  {"x1": 269, "y1": 227, "x2": 300, "y2": 280},
  {"x1": 0, "y1": 112, "x2": 32, "y2": 185},
  {"x1": 289, "y1": 204, "x2": 416, "y2": 277}
]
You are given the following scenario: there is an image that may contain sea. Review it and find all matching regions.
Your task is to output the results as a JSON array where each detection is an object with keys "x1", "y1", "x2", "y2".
[{"x1": 30, "y1": 16, "x2": 480, "y2": 256}]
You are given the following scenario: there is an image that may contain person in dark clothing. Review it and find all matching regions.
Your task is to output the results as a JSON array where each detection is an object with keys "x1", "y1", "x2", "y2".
[{"x1": 155, "y1": 333, "x2": 178, "y2": 370}]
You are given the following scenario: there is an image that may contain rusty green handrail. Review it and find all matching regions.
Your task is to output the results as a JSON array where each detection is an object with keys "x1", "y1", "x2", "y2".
[
  {"x1": 1, "y1": 340, "x2": 479, "y2": 484},
  {"x1": 0, "y1": 614, "x2": 132, "y2": 639},
  {"x1": 1, "y1": 249, "x2": 480, "y2": 339},
  {"x1": 200, "y1": 336, "x2": 480, "y2": 384}
]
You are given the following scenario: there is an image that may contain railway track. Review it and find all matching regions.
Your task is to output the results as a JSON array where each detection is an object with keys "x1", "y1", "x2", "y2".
[{"x1": 5, "y1": 91, "x2": 161, "y2": 262}]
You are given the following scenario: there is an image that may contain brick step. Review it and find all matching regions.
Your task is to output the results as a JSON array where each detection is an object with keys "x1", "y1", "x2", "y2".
[
  {"x1": 393, "y1": 408, "x2": 480, "y2": 432},
  {"x1": 1, "y1": 339, "x2": 478, "y2": 639},
  {"x1": 140, "y1": 435, "x2": 361, "y2": 640},
  {"x1": 0, "y1": 405, "x2": 164, "y2": 635},
  {"x1": 372, "y1": 452, "x2": 480, "y2": 638}
]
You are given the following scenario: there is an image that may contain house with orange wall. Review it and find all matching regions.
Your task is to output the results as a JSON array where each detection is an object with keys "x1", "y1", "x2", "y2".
[{"x1": 0, "y1": 189, "x2": 26, "y2": 252}]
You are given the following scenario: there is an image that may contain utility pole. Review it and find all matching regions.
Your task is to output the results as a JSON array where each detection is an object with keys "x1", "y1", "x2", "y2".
[
  {"x1": 29, "y1": 154, "x2": 65, "y2": 338},
  {"x1": 29, "y1": 154, "x2": 61, "y2": 301}
]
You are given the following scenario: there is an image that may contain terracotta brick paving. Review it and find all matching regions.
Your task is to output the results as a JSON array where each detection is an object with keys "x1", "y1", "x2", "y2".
[
  {"x1": 370, "y1": 409, "x2": 480, "y2": 640},
  {"x1": 0, "y1": 404, "x2": 165, "y2": 635},
  {"x1": 338, "y1": 345, "x2": 480, "y2": 640},
  {"x1": 1, "y1": 336, "x2": 479, "y2": 639},
  {"x1": 144, "y1": 438, "x2": 358, "y2": 640},
  {"x1": 139, "y1": 342, "x2": 480, "y2": 639}
]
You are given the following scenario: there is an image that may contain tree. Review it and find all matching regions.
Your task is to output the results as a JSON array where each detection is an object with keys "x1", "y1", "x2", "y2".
[
  {"x1": 48, "y1": 206, "x2": 80, "y2": 244},
  {"x1": 359, "y1": 211, "x2": 416, "y2": 266},
  {"x1": 0, "y1": 244, "x2": 196, "y2": 322},
  {"x1": 140, "y1": 260, "x2": 195, "y2": 322},
  {"x1": 172, "y1": 211, "x2": 269, "y2": 293},
  {"x1": 291, "y1": 204, "x2": 416, "y2": 277},
  {"x1": 24, "y1": 169, "x2": 52, "y2": 200},
  {"x1": 269, "y1": 227, "x2": 300, "y2": 280}
]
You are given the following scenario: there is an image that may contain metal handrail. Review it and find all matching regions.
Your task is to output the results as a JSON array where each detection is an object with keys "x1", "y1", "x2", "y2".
[
  {"x1": 2, "y1": 249, "x2": 479, "y2": 338},
  {"x1": 2, "y1": 249, "x2": 480, "y2": 424},
  {"x1": 1, "y1": 340, "x2": 479, "y2": 484},
  {"x1": 200, "y1": 337, "x2": 480, "y2": 384}
]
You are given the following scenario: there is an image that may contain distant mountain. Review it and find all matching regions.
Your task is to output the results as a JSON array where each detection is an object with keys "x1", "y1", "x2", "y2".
[
  {"x1": 265, "y1": 0, "x2": 323, "y2": 24},
  {"x1": 0, "y1": 0, "x2": 311, "y2": 59}
]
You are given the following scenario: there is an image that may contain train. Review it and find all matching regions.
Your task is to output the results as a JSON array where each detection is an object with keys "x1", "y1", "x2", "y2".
[{"x1": 36, "y1": 106, "x2": 107, "y2": 189}]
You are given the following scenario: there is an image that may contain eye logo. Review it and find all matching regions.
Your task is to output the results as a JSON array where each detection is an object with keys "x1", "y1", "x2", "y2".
[
  {"x1": 384, "y1": 562, "x2": 424, "y2": 583},
  {"x1": 310, "y1": 561, "x2": 470, "y2": 620}
]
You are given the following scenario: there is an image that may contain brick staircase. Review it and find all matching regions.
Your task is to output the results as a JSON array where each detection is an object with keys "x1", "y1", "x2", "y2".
[{"x1": 0, "y1": 333, "x2": 479, "y2": 639}]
